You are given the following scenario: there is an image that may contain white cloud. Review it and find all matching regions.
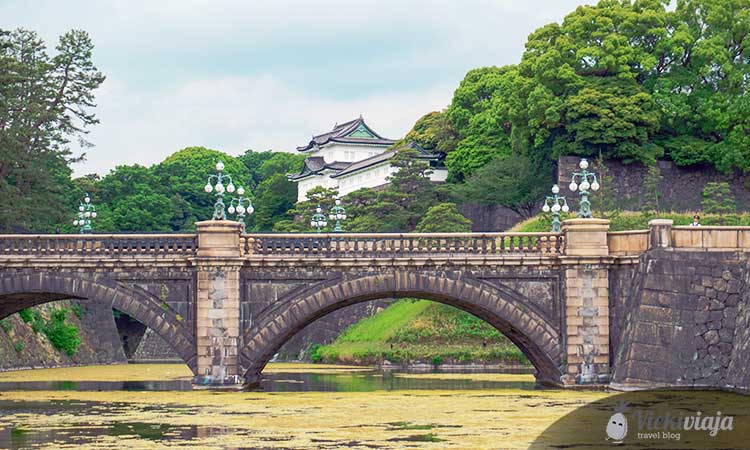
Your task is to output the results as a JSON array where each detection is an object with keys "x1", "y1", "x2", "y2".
[
  {"x1": 77, "y1": 74, "x2": 453, "y2": 175},
  {"x1": 1, "y1": 0, "x2": 595, "y2": 176}
]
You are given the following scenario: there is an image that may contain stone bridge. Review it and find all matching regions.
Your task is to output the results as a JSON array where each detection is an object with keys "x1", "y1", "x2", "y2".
[{"x1": 1, "y1": 219, "x2": 749, "y2": 391}]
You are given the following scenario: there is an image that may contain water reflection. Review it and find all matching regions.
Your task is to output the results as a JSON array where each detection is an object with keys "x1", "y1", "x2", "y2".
[
  {"x1": 257, "y1": 370, "x2": 537, "y2": 392},
  {"x1": 0, "y1": 367, "x2": 536, "y2": 392}
]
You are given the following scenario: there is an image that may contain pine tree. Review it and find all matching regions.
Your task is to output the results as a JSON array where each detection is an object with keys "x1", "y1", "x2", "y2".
[
  {"x1": 641, "y1": 163, "x2": 662, "y2": 216},
  {"x1": 701, "y1": 182, "x2": 736, "y2": 223}
]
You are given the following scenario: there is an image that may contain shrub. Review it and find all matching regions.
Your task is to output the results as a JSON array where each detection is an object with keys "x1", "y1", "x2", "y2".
[
  {"x1": 13, "y1": 341, "x2": 24, "y2": 353},
  {"x1": 43, "y1": 308, "x2": 81, "y2": 356},
  {"x1": 70, "y1": 304, "x2": 84, "y2": 320},
  {"x1": 309, "y1": 344, "x2": 324, "y2": 363},
  {"x1": 0, "y1": 319, "x2": 11, "y2": 333}
]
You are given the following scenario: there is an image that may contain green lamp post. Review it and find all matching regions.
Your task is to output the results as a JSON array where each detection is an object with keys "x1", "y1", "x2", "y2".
[
  {"x1": 328, "y1": 199, "x2": 347, "y2": 233},
  {"x1": 73, "y1": 193, "x2": 97, "y2": 234},
  {"x1": 227, "y1": 186, "x2": 254, "y2": 233},
  {"x1": 542, "y1": 184, "x2": 569, "y2": 232},
  {"x1": 310, "y1": 205, "x2": 328, "y2": 233},
  {"x1": 203, "y1": 161, "x2": 236, "y2": 220},
  {"x1": 568, "y1": 158, "x2": 600, "y2": 218}
]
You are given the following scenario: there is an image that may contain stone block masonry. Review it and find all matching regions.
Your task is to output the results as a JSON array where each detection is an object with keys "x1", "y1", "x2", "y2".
[{"x1": 612, "y1": 248, "x2": 749, "y2": 391}]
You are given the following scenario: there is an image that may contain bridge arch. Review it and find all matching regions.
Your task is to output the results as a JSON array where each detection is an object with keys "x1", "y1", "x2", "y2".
[
  {"x1": 240, "y1": 272, "x2": 564, "y2": 385},
  {"x1": 0, "y1": 271, "x2": 197, "y2": 373}
]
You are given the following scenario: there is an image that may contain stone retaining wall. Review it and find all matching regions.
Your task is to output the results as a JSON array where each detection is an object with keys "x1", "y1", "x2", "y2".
[{"x1": 612, "y1": 249, "x2": 749, "y2": 391}]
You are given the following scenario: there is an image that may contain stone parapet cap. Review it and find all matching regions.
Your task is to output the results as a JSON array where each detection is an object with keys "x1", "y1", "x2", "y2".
[
  {"x1": 195, "y1": 220, "x2": 243, "y2": 233},
  {"x1": 648, "y1": 219, "x2": 674, "y2": 226},
  {"x1": 562, "y1": 218, "x2": 611, "y2": 231},
  {"x1": 558, "y1": 255, "x2": 616, "y2": 266}
]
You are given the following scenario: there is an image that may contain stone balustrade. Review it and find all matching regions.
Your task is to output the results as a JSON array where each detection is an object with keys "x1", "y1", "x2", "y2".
[
  {"x1": 240, "y1": 232, "x2": 565, "y2": 258},
  {"x1": 0, "y1": 234, "x2": 198, "y2": 257}
]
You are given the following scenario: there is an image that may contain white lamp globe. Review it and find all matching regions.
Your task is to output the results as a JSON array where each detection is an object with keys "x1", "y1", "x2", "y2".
[
  {"x1": 216, "y1": 161, "x2": 225, "y2": 171},
  {"x1": 228, "y1": 205, "x2": 236, "y2": 214},
  {"x1": 591, "y1": 181, "x2": 600, "y2": 191},
  {"x1": 215, "y1": 183, "x2": 225, "y2": 193},
  {"x1": 336, "y1": 199, "x2": 341, "y2": 205},
  {"x1": 237, "y1": 205, "x2": 246, "y2": 215},
  {"x1": 322, "y1": 221, "x2": 327, "y2": 227},
  {"x1": 73, "y1": 220, "x2": 79, "y2": 226},
  {"x1": 310, "y1": 221, "x2": 316, "y2": 227},
  {"x1": 84, "y1": 196, "x2": 90, "y2": 204},
  {"x1": 247, "y1": 206, "x2": 254, "y2": 214},
  {"x1": 552, "y1": 203, "x2": 561, "y2": 212},
  {"x1": 91, "y1": 212, "x2": 97, "y2": 218},
  {"x1": 562, "y1": 204, "x2": 570, "y2": 213},
  {"x1": 237, "y1": 187, "x2": 245, "y2": 196},
  {"x1": 579, "y1": 159, "x2": 589, "y2": 170},
  {"x1": 542, "y1": 204, "x2": 551, "y2": 212},
  {"x1": 337, "y1": 213, "x2": 343, "y2": 220},
  {"x1": 84, "y1": 211, "x2": 91, "y2": 218},
  {"x1": 342, "y1": 214, "x2": 346, "y2": 220},
  {"x1": 316, "y1": 207, "x2": 322, "y2": 213},
  {"x1": 79, "y1": 205, "x2": 85, "y2": 212},
  {"x1": 551, "y1": 184, "x2": 560, "y2": 194},
  {"x1": 329, "y1": 214, "x2": 335, "y2": 220},
  {"x1": 227, "y1": 183, "x2": 235, "y2": 193},
  {"x1": 580, "y1": 180, "x2": 591, "y2": 191},
  {"x1": 569, "y1": 182, "x2": 578, "y2": 192},
  {"x1": 204, "y1": 183, "x2": 213, "y2": 193}
]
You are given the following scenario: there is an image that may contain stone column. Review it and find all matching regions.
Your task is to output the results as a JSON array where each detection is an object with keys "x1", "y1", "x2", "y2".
[
  {"x1": 193, "y1": 220, "x2": 243, "y2": 387},
  {"x1": 648, "y1": 218, "x2": 673, "y2": 249},
  {"x1": 561, "y1": 218, "x2": 611, "y2": 385}
]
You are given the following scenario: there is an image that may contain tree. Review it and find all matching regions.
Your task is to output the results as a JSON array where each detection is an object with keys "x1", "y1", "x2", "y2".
[
  {"x1": 152, "y1": 147, "x2": 251, "y2": 229},
  {"x1": 0, "y1": 28, "x2": 104, "y2": 232},
  {"x1": 110, "y1": 193, "x2": 173, "y2": 232},
  {"x1": 458, "y1": 153, "x2": 551, "y2": 219},
  {"x1": 415, "y1": 203, "x2": 472, "y2": 233},
  {"x1": 251, "y1": 173, "x2": 297, "y2": 232},
  {"x1": 701, "y1": 182, "x2": 736, "y2": 222},
  {"x1": 641, "y1": 163, "x2": 663, "y2": 216}
]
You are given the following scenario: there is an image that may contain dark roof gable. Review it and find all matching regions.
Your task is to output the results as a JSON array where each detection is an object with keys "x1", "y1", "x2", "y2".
[{"x1": 296, "y1": 116, "x2": 395, "y2": 152}]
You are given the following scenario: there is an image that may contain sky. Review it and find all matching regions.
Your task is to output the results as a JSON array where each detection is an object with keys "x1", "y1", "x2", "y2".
[{"x1": 2, "y1": 0, "x2": 592, "y2": 176}]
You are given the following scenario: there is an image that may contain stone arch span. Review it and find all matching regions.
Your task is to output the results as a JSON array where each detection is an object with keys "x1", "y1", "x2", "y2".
[
  {"x1": 240, "y1": 272, "x2": 565, "y2": 385},
  {"x1": 0, "y1": 271, "x2": 197, "y2": 373}
]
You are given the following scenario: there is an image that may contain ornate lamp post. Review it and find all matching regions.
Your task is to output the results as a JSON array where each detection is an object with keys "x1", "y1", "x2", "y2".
[
  {"x1": 310, "y1": 205, "x2": 328, "y2": 233},
  {"x1": 227, "y1": 186, "x2": 254, "y2": 233},
  {"x1": 568, "y1": 158, "x2": 600, "y2": 218},
  {"x1": 328, "y1": 199, "x2": 347, "y2": 233},
  {"x1": 542, "y1": 184, "x2": 569, "y2": 232},
  {"x1": 73, "y1": 193, "x2": 97, "y2": 234},
  {"x1": 203, "y1": 161, "x2": 236, "y2": 220}
]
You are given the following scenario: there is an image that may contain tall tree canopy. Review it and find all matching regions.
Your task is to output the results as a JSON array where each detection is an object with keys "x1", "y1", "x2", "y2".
[{"x1": 0, "y1": 28, "x2": 104, "y2": 232}]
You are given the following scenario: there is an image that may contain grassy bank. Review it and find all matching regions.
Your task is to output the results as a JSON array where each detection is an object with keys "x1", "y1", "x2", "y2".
[{"x1": 312, "y1": 299, "x2": 528, "y2": 366}]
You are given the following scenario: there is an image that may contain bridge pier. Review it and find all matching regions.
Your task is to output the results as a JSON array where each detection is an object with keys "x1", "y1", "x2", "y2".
[
  {"x1": 561, "y1": 219, "x2": 611, "y2": 385},
  {"x1": 192, "y1": 220, "x2": 244, "y2": 388}
]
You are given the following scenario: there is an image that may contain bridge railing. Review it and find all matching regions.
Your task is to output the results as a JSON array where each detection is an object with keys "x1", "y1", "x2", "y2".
[
  {"x1": 241, "y1": 232, "x2": 564, "y2": 257},
  {"x1": 0, "y1": 234, "x2": 198, "y2": 257},
  {"x1": 672, "y1": 226, "x2": 750, "y2": 250}
]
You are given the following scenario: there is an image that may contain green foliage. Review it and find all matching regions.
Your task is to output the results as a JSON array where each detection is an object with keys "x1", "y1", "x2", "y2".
[
  {"x1": 0, "y1": 318, "x2": 11, "y2": 333},
  {"x1": 42, "y1": 308, "x2": 80, "y2": 356},
  {"x1": 70, "y1": 304, "x2": 84, "y2": 320},
  {"x1": 457, "y1": 153, "x2": 551, "y2": 218},
  {"x1": 13, "y1": 341, "x2": 23, "y2": 353},
  {"x1": 308, "y1": 343, "x2": 324, "y2": 363},
  {"x1": 315, "y1": 300, "x2": 527, "y2": 365},
  {"x1": 413, "y1": 0, "x2": 750, "y2": 196},
  {"x1": 0, "y1": 28, "x2": 104, "y2": 232},
  {"x1": 701, "y1": 182, "x2": 737, "y2": 219},
  {"x1": 641, "y1": 164, "x2": 663, "y2": 216},
  {"x1": 415, "y1": 203, "x2": 472, "y2": 233}
]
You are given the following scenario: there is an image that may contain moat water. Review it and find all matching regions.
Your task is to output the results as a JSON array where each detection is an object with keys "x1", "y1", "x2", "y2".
[{"x1": 0, "y1": 364, "x2": 747, "y2": 449}]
